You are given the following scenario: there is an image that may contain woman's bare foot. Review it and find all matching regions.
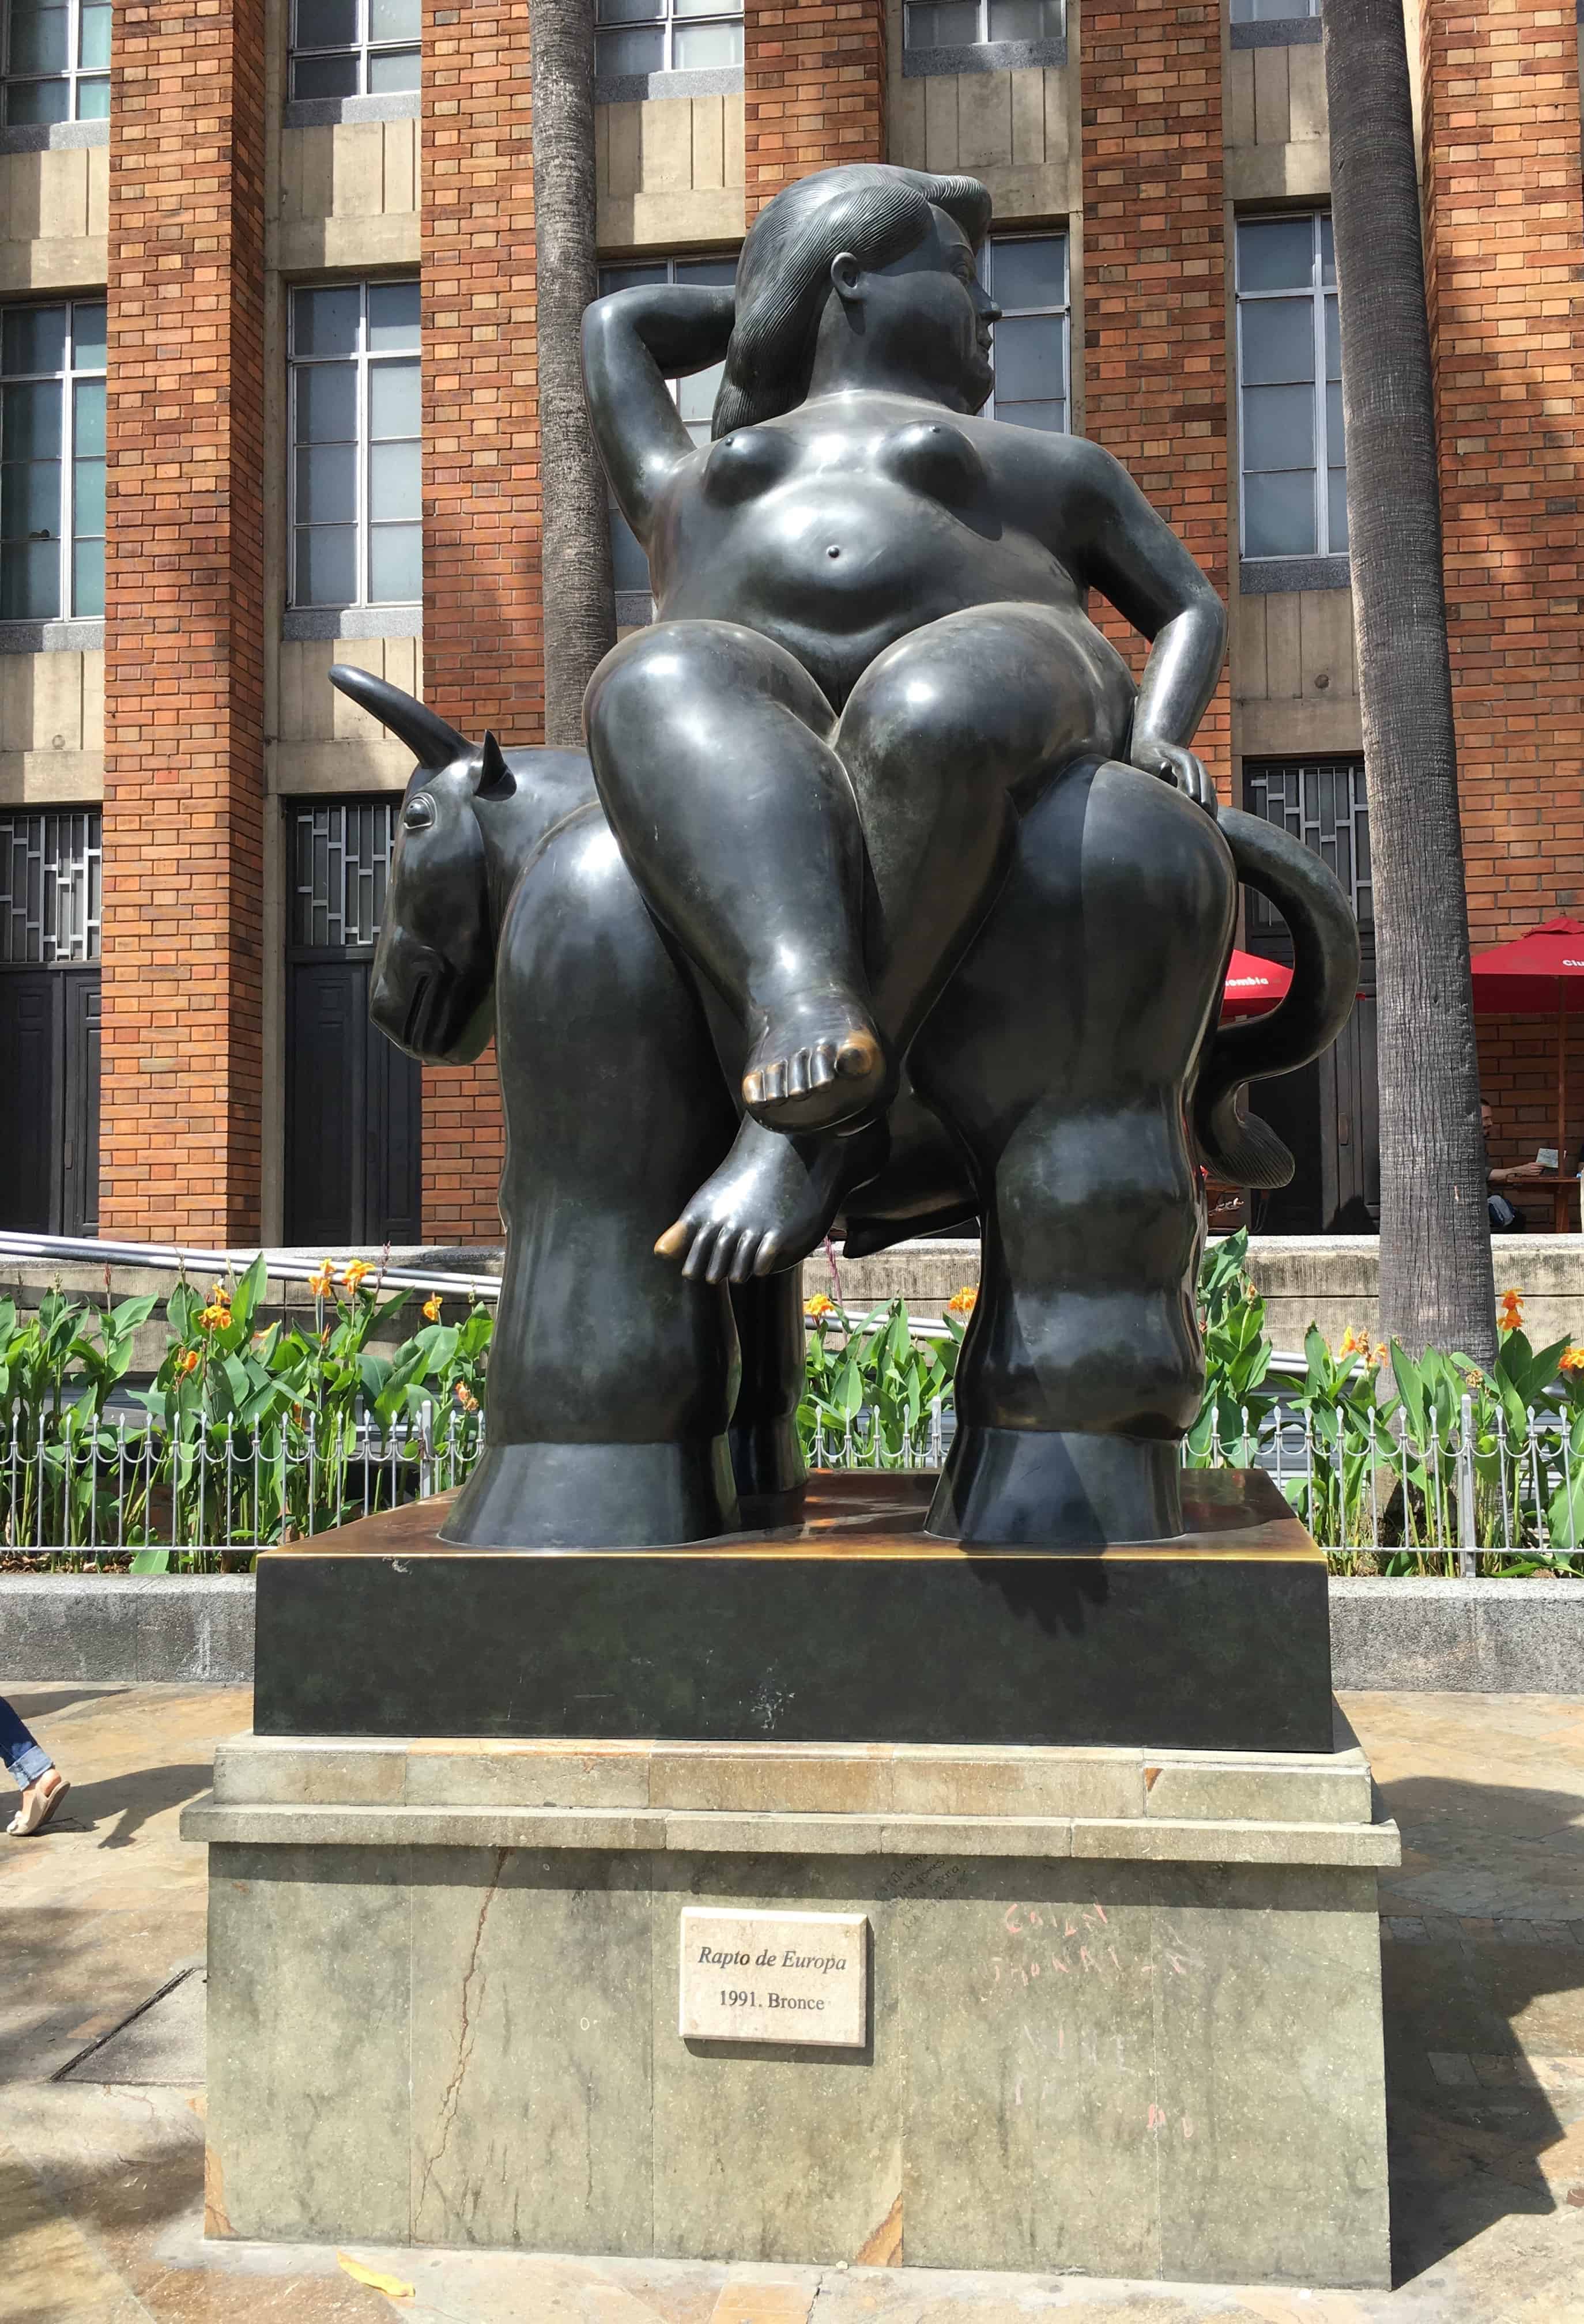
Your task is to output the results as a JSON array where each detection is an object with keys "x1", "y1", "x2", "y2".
[
  {"x1": 7, "y1": 1768, "x2": 69, "y2": 1837},
  {"x1": 655, "y1": 1117, "x2": 887, "y2": 1284},
  {"x1": 741, "y1": 990, "x2": 888, "y2": 1133}
]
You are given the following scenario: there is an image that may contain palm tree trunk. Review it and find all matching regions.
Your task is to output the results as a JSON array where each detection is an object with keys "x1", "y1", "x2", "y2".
[
  {"x1": 530, "y1": 0, "x2": 616, "y2": 747},
  {"x1": 1322, "y1": 0, "x2": 1495, "y2": 1363}
]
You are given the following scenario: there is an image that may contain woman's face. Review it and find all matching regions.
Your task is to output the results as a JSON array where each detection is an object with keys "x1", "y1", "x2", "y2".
[{"x1": 854, "y1": 205, "x2": 1001, "y2": 411}]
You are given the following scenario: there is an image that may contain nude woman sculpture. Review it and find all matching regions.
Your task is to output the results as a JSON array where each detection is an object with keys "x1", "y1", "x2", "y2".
[{"x1": 581, "y1": 163, "x2": 1227, "y2": 1284}]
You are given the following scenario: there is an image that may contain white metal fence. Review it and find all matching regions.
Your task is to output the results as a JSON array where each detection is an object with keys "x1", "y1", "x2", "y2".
[{"x1": 5, "y1": 1392, "x2": 1582, "y2": 1567}]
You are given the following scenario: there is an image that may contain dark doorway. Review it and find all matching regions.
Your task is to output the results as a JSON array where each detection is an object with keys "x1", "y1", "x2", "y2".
[
  {"x1": 284, "y1": 798, "x2": 421, "y2": 1246},
  {"x1": 1242, "y1": 756, "x2": 1378, "y2": 1232},
  {"x1": 0, "y1": 810, "x2": 100, "y2": 1234}
]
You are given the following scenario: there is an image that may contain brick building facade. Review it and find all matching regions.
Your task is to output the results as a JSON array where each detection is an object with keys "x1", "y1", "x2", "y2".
[{"x1": 0, "y1": 0, "x2": 1578, "y2": 1245}]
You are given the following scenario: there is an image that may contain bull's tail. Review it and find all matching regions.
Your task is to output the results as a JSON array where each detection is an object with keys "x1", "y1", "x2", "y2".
[{"x1": 1195, "y1": 808, "x2": 1362, "y2": 1189}]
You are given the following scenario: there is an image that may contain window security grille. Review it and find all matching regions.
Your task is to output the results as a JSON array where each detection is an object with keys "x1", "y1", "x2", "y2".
[
  {"x1": 904, "y1": 1, "x2": 1062, "y2": 50},
  {"x1": 0, "y1": 808, "x2": 100, "y2": 964},
  {"x1": 597, "y1": 252, "x2": 738, "y2": 601},
  {"x1": 1230, "y1": 0, "x2": 1318, "y2": 19},
  {"x1": 289, "y1": 799, "x2": 401, "y2": 952},
  {"x1": 595, "y1": 0, "x2": 743, "y2": 79},
  {"x1": 2, "y1": 0, "x2": 109, "y2": 126},
  {"x1": 1235, "y1": 213, "x2": 1346, "y2": 562},
  {"x1": 1243, "y1": 757, "x2": 1371, "y2": 931},
  {"x1": 288, "y1": 280, "x2": 420, "y2": 611},
  {"x1": 290, "y1": 0, "x2": 418, "y2": 100},
  {"x1": 982, "y1": 232, "x2": 1068, "y2": 435},
  {"x1": 0, "y1": 299, "x2": 105, "y2": 621}
]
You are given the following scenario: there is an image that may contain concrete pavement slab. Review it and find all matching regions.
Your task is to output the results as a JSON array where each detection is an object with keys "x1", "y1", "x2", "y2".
[{"x1": 0, "y1": 1684, "x2": 1581, "y2": 2319}]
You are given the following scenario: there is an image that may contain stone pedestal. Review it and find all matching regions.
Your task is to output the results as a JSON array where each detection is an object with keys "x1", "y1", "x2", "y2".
[{"x1": 184, "y1": 1715, "x2": 1397, "y2": 2287}]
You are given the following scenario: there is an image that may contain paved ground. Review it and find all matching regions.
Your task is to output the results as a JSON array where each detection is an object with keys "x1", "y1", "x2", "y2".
[{"x1": 1, "y1": 1682, "x2": 1581, "y2": 2324}]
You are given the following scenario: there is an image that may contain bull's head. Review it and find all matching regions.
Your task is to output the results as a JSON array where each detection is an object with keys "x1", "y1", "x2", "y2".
[{"x1": 329, "y1": 664, "x2": 514, "y2": 1063}]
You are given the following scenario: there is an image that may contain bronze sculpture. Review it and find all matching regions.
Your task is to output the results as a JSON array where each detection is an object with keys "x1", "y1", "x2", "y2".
[{"x1": 333, "y1": 159, "x2": 1359, "y2": 1553}]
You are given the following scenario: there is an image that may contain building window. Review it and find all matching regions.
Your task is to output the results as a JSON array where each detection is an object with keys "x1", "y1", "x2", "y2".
[
  {"x1": 597, "y1": 252, "x2": 738, "y2": 605},
  {"x1": 1230, "y1": 0, "x2": 1318, "y2": 19},
  {"x1": 288, "y1": 280, "x2": 420, "y2": 612},
  {"x1": 1243, "y1": 757, "x2": 1371, "y2": 930},
  {"x1": 289, "y1": 0, "x2": 417, "y2": 101},
  {"x1": 0, "y1": 807, "x2": 100, "y2": 963},
  {"x1": 0, "y1": 300, "x2": 104, "y2": 621},
  {"x1": 1235, "y1": 213, "x2": 1346, "y2": 563},
  {"x1": 290, "y1": 798, "x2": 399, "y2": 950},
  {"x1": 904, "y1": 1, "x2": 1063, "y2": 51},
  {"x1": 594, "y1": 0, "x2": 742, "y2": 79},
  {"x1": 982, "y1": 232, "x2": 1068, "y2": 435},
  {"x1": 1, "y1": 0, "x2": 109, "y2": 126}
]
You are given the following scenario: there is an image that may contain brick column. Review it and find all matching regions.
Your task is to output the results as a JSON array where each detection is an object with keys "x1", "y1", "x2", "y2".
[
  {"x1": 420, "y1": 0, "x2": 541, "y2": 1241},
  {"x1": 744, "y1": 0, "x2": 887, "y2": 218},
  {"x1": 1417, "y1": 2, "x2": 1584, "y2": 1163},
  {"x1": 101, "y1": 0, "x2": 268, "y2": 1239},
  {"x1": 1420, "y1": 0, "x2": 1584, "y2": 952},
  {"x1": 1080, "y1": 1, "x2": 1230, "y2": 787}
]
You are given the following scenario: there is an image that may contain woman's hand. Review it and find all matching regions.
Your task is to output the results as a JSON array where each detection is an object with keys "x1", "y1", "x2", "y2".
[{"x1": 1130, "y1": 735, "x2": 1218, "y2": 816}]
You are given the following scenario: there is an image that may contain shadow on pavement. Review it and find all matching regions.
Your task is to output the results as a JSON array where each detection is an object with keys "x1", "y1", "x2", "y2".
[
  {"x1": 1378, "y1": 1775, "x2": 1584, "y2": 2288},
  {"x1": 58, "y1": 1761, "x2": 214, "y2": 1850}
]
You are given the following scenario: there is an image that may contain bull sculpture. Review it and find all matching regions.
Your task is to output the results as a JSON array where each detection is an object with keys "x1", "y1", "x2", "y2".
[{"x1": 331, "y1": 663, "x2": 1358, "y2": 1550}]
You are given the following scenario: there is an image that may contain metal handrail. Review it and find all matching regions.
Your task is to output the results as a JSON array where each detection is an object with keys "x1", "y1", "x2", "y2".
[{"x1": 0, "y1": 1230, "x2": 503, "y2": 1301}]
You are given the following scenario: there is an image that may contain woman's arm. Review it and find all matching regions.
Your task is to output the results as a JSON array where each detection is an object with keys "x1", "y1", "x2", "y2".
[
  {"x1": 580, "y1": 285, "x2": 736, "y2": 544},
  {"x1": 1057, "y1": 437, "x2": 1228, "y2": 812}
]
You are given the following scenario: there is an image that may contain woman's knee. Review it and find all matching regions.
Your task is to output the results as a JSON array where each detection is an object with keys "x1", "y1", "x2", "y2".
[
  {"x1": 842, "y1": 605, "x2": 1121, "y2": 774},
  {"x1": 587, "y1": 620, "x2": 831, "y2": 759}
]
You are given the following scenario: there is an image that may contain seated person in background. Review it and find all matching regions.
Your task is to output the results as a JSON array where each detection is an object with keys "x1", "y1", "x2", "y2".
[{"x1": 1484, "y1": 1098, "x2": 1536, "y2": 1231}]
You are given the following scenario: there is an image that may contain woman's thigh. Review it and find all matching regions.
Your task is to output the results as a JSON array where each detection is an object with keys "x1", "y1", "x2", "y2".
[{"x1": 835, "y1": 601, "x2": 1134, "y2": 806}]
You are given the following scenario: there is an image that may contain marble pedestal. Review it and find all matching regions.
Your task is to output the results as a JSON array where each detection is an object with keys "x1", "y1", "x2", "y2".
[{"x1": 184, "y1": 1715, "x2": 1398, "y2": 2288}]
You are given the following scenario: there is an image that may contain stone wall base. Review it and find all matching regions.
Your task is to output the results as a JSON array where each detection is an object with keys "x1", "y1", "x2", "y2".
[{"x1": 183, "y1": 1726, "x2": 1397, "y2": 2287}]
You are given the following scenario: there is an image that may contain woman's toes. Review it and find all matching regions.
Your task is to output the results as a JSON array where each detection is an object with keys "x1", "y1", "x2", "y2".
[
  {"x1": 728, "y1": 1229, "x2": 761, "y2": 1284},
  {"x1": 680, "y1": 1223, "x2": 718, "y2": 1281},
  {"x1": 786, "y1": 1050, "x2": 810, "y2": 1099},
  {"x1": 836, "y1": 1028, "x2": 884, "y2": 1084},
  {"x1": 753, "y1": 1232, "x2": 782, "y2": 1277},
  {"x1": 654, "y1": 1215, "x2": 692, "y2": 1259},
  {"x1": 807, "y1": 1043, "x2": 837, "y2": 1090}
]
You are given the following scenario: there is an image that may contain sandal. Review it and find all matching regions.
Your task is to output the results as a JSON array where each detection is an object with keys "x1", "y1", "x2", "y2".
[{"x1": 7, "y1": 1773, "x2": 70, "y2": 1837}]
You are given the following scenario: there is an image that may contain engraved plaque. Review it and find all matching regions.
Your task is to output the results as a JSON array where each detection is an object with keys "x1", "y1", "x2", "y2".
[{"x1": 679, "y1": 1908, "x2": 869, "y2": 2047}]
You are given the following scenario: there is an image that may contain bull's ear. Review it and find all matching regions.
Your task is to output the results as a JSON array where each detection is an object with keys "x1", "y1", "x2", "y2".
[
  {"x1": 330, "y1": 664, "x2": 470, "y2": 772},
  {"x1": 474, "y1": 730, "x2": 515, "y2": 802}
]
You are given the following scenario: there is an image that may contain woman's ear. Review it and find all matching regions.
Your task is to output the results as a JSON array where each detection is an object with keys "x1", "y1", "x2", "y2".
[{"x1": 829, "y1": 251, "x2": 863, "y2": 303}]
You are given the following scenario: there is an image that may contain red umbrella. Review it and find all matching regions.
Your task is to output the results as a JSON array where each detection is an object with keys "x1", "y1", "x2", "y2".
[
  {"x1": 1220, "y1": 949, "x2": 1293, "y2": 1021},
  {"x1": 1471, "y1": 914, "x2": 1584, "y2": 1228}
]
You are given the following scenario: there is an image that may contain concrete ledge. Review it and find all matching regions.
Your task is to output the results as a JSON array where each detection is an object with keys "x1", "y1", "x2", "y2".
[
  {"x1": 5, "y1": 1574, "x2": 1583, "y2": 1694},
  {"x1": 1329, "y1": 1578, "x2": 1584, "y2": 1694},
  {"x1": 181, "y1": 1796, "x2": 1400, "y2": 1867},
  {"x1": 0, "y1": 1577, "x2": 255, "y2": 1684}
]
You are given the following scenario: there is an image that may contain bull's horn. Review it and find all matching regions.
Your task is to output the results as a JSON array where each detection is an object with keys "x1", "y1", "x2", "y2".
[{"x1": 330, "y1": 665, "x2": 470, "y2": 771}]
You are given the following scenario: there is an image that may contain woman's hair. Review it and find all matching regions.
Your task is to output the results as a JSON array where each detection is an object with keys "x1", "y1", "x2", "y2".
[{"x1": 712, "y1": 164, "x2": 992, "y2": 437}]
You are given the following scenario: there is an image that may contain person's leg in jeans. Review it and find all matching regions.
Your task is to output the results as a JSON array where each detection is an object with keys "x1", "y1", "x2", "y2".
[{"x1": 1, "y1": 1693, "x2": 69, "y2": 1835}]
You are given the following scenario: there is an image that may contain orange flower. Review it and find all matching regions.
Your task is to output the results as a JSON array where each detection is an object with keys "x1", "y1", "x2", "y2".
[
  {"x1": 1374, "y1": 1343, "x2": 1389, "y2": 1371},
  {"x1": 422, "y1": 1292, "x2": 443, "y2": 1323},
  {"x1": 1498, "y1": 1287, "x2": 1525, "y2": 1335},
  {"x1": 199, "y1": 1302, "x2": 228, "y2": 1332},
  {"x1": 804, "y1": 1293, "x2": 835, "y2": 1319},
  {"x1": 1337, "y1": 1325, "x2": 1367, "y2": 1359},
  {"x1": 209, "y1": 1281, "x2": 232, "y2": 1308},
  {"x1": 308, "y1": 1259, "x2": 334, "y2": 1300},
  {"x1": 342, "y1": 1258, "x2": 372, "y2": 1293},
  {"x1": 454, "y1": 1382, "x2": 479, "y2": 1412},
  {"x1": 175, "y1": 1348, "x2": 199, "y2": 1375},
  {"x1": 1560, "y1": 1346, "x2": 1584, "y2": 1374},
  {"x1": 946, "y1": 1285, "x2": 978, "y2": 1315}
]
